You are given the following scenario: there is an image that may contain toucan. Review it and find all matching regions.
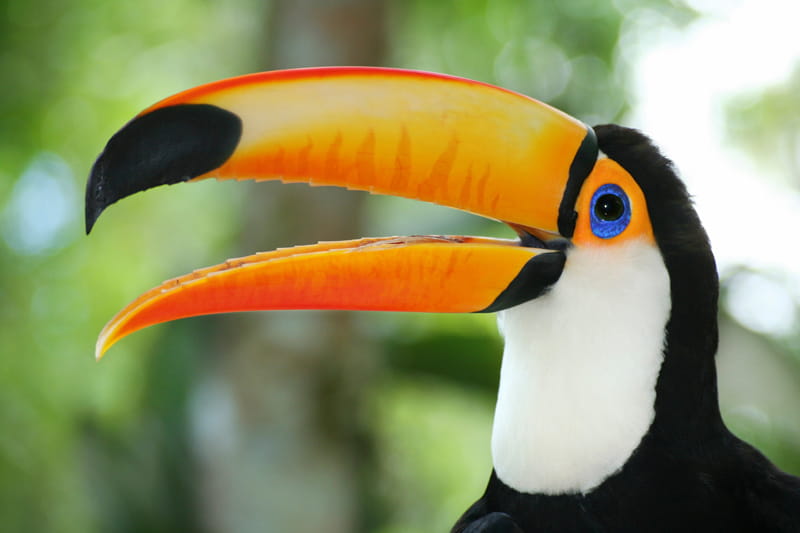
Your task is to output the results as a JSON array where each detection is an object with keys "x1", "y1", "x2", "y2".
[{"x1": 85, "y1": 67, "x2": 800, "y2": 532}]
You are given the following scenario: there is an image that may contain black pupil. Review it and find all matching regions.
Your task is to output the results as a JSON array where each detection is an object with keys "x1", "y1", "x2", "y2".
[{"x1": 594, "y1": 193, "x2": 624, "y2": 221}]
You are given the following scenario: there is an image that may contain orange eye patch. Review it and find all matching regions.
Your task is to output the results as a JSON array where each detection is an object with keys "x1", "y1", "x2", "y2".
[{"x1": 572, "y1": 158, "x2": 655, "y2": 247}]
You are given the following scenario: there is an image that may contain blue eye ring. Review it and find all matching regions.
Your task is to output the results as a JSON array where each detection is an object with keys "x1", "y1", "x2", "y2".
[{"x1": 590, "y1": 184, "x2": 631, "y2": 239}]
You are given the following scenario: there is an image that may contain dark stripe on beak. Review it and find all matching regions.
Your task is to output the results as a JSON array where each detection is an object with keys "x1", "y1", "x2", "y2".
[
  {"x1": 557, "y1": 127, "x2": 598, "y2": 238},
  {"x1": 478, "y1": 251, "x2": 565, "y2": 313},
  {"x1": 85, "y1": 104, "x2": 242, "y2": 233}
]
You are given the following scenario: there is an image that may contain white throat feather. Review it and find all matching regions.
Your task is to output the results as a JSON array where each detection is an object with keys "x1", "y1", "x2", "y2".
[{"x1": 492, "y1": 240, "x2": 671, "y2": 494}]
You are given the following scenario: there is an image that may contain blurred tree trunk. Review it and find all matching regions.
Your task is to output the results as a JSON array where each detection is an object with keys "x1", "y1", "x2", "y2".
[{"x1": 195, "y1": 2, "x2": 387, "y2": 532}]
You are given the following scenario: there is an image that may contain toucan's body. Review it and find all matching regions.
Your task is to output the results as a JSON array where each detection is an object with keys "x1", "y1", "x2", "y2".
[
  {"x1": 458, "y1": 443, "x2": 800, "y2": 532},
  {"x1": 452, "y1": 126, "x2": 800, "y2": 533},
  {"x1": 85, "y1": 67, "x2": 800, "y2": 532}
]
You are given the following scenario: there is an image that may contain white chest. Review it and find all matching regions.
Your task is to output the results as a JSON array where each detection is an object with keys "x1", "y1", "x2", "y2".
[{"x1": 491, "y1": 242, "x2": 671, "y2": 494}]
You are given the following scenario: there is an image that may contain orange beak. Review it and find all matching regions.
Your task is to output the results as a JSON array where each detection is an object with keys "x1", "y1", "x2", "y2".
[{"x1": 86, "y1": 67, "x2": 597, "y2": 359}]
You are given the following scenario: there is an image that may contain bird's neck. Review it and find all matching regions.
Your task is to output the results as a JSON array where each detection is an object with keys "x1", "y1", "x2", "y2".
[
  {"x1": 491, "y1": 242, "x2": 671, "y2": 495},
  {"x1": 650, "y1": 240, "x2": 723, "y2": 442}
]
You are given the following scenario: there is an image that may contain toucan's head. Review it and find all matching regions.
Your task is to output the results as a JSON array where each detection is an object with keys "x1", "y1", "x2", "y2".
[{"x1": 86, "y1": 67, "x2": 717, "y2": 376}]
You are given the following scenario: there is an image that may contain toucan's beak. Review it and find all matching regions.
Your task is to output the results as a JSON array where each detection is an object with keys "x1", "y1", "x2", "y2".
[{"x1": 87, "y1": 67, "x2": 598, "y2": 359}]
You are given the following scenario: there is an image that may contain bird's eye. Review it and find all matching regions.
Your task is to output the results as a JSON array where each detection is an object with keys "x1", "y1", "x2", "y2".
[
  {"x1": 590, "y1": 184, "x2": 631, "y2": 239},
  {"x1": 594, "y1": 194, "x2": 624, "y2": 221}
]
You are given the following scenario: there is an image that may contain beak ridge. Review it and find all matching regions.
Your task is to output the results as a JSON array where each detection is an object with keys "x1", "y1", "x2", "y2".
[{"x1": 86, "y1": 67, "x2": 593, "y2": 234}]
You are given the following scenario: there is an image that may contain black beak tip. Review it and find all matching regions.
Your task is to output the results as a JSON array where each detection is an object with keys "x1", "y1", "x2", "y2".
[
  {"x1": 83, "y1": 103, "x2": 243, "y2": 235},
  {"x1": 85, "y1": 154, "x2": 108, "y2": 235},
  {"x1": 85, "y1": 202, "x2": 98, "y2": 235},
  {"x1": 85, "y1": 214, "x2": 98, "y2": 235}
]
